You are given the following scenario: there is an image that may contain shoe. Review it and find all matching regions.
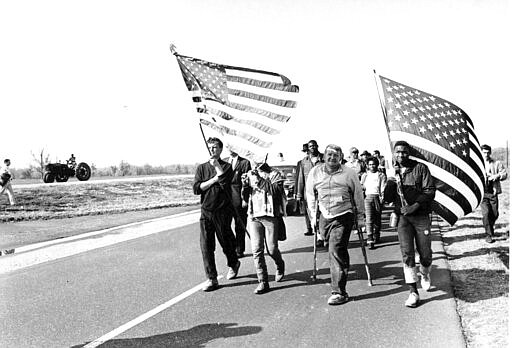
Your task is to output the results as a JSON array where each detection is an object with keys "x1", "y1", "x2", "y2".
[
  {"x1": 420, "y1": 272, "x2": 432, "y2": 291},
  {"x1": 236, "y1": 252, "x2": 245, "y2": 258},
  {"x1": 367, "y1": 235, "x2": 375, "y2": 250},
  {"x1": 226, "y1": 260, "x2": 241, "y2": 280},
  {"x1": 276, "y1": 263, "x2": 285, "y2": 282},
  {"x1": 485, "y1": 235, "x2": 495, "y2": 244},
  {"x1": 327, "y1": 292, "x2": 349, "y2": 305},
  {"x1": 202, "y1": 278, "x2": 219, "y2": 292},
  {"x1": 316, "y1": 239, "x2": 324, "y2": 248},
  {"x1": 254, "y1": 282, "x2": 270, "y2": 294},
  {"x1": 304, "y1": 230, "x2": 314, "y2": 236},
  {"x1": 375, "y1": 235, "x2": 381, "y2": 244},
  {"x1": 405, "y1": 292, "x2": 419, "y2": 308}
]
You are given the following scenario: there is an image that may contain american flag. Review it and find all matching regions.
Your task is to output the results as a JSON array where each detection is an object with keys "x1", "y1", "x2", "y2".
[
  {"x1": 174, "y1": 52, "x2": 299, "y2": 162},
  {"x1": 377, "y1": 75, "x2": 486, "y2": 225}
]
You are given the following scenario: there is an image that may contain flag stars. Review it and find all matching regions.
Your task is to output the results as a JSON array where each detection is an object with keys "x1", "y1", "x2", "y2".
[
  {"x1": 395, "y1": 103, "x2": 402, "y2": 109},
  {"x1": 420, "y1": 115, "x2": 427, "y2": 122},
  {"x1": 394, "y1": 114, "x2": 402, "y2": 121},
  {"x1": 427, "y1": 124, "x2": 434, "y2": 130},
  {"x1": 435, "y1": 133, "x2": 442, "y2": 140},
  {"x1": 411, "y1": 118, "x2": 418, "y2": 124},
  {"x1": 403, "y1": 110, "x2": 410, "y2": 117},
  {"x1": 411, "y1": 107, "x2": 418, "y2": 113},
  {"x1": 419, "y1": 126, "x2": 426, "y2": 133},
  {"x1": 387, "y1": 97, "x2": 394, "y2": 103},
  {"x1": 402, "y1": 121, "x2": 410, "y2": 128},
  {"x1": 449, "y1": 142, "x2": 456, "y2": 148},
  {"x1": 443, "y1": 131, "x2": 449, "y2": 138}
]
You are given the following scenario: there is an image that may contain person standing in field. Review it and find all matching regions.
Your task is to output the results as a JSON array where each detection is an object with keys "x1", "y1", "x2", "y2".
[
  {"x1": 193, "y1": 137, "x2": 240, "y2": 292},
  {"x1": 227, "y1": 150, "x2": 252, "y2": 257},
  {"x1": 480, "y1": 144, "x2": 507, "y2": 244},
  {"x1": 296, "y1": 140, "x2": 324, "y2": 243},
  {"x1": 361, "y1": 157, "x2": 387, "y2": 249},
  {"x1": 383, "y1": 141, "x2": 436, "y2": 308},
  {"x1": 306, "y1": 144, "x2": 365, "y2": 305},
  {"x1": 0, "y1": 159, "x2": 16, "y2": 206}
]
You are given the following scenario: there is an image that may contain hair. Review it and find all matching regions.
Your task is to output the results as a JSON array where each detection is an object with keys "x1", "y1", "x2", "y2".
[
  {"x1": 393, "y1": 140, "x2": 410, "y2": 149},
  {"x1": 206, "y1": 137, "x2": 223, "y2": 148},
  {"x1": 373, "y1": 150, "x2": 380, "y2": 155},
  {"x1": 325, "y1": 144, "x2": 342, "y2": 156},
  {"x1": 367, "y1": 156, "x2": 379, "y2": 165},
  {"x1": 4, "y1": 159, "x2": 10, "y2": 164},
  {"x1": 308, "y1": 140, "x2": 318, "y2": 146},
  {"x1": 481, "y1": 144, "x2": 491, "y2": 152}
]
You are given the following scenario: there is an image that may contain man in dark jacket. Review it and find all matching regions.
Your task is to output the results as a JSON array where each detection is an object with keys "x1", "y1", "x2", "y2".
[
  {"x1": 193, "y1": 138, "x2": 240, "y2": 292},
  {"x1": 227, "y1": 150, "x2": 252, "y2": 257},
  {"x1": 384, "y1": 141, "x2": 436, "y2": 308}
]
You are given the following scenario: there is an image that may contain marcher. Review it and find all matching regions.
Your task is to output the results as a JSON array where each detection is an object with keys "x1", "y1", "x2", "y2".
[
  {"x1": 361, "y1": 157, "x2": 387, "y2": 249},
  {"x1": 227, "y1": 150, "x2": 252, "y2": 257},
  {"x1": 242, "y1": 163, "x2": 286, "y2": 294},
  {"x1": 306, "y1": 144, "x2": 365, "y2": 305},
  {"x1": 193, "y1": 137, "x2": 240, "y2": 292},
  {"x1": 0, "y1": 159, "x2": 16, "y2": 206},
  {"x1": 346, "y1": 147, "x2": 366, "y2": 178},
  {"x1": 480, "y1": 144, "x2": 507, "y2": 243},
  {"x1": 360, "y1": 150, "x2": 371, "y2": 166},
  {"x1": 373, "y1": 150, "x2": 387, "y2": 176},
  {"x1": 296, "y1": 140, "x2": 324, "y2": 240},
  {"x1": 67, "y1": 154, "x2": 76, "y2": 168},
  {"x1": 383, "y1": 141, "x2": 436, "y2": 308}
]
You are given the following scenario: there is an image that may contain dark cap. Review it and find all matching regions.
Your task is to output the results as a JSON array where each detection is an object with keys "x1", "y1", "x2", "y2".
[
  {"x1": 302, "y1": 143, "x2": 308, "y2": 152},
  {"x1": 481, "y1": 144, "x2": 491, "y2": 151},
  {"x1": 361, "y1": 150, "x2": 371, "y2": 156}
]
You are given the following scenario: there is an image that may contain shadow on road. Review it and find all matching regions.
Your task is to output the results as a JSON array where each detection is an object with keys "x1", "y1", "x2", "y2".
[{"x1": 72, "y1": 322, "x2": 262, "y2": 348}]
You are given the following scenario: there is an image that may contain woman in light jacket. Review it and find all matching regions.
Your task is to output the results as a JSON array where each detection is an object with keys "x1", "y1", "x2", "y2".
[{"x1": 242, "y1": 163, "x2": 286, "y2": 294}]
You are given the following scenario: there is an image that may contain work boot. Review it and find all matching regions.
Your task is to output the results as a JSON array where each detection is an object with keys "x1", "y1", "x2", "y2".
[
  {"x1": 276, "y1": 262, "x2": 285, "y2": 282},
  {"x1": 202, "y1": 278, "x2": 219, "y2": 292},
  {"x1": 226, "y1": 260, "x2": 241, "y2": 280},
  {"x1": 254, "y1": 281, "x2": 270, "y2": 294}
]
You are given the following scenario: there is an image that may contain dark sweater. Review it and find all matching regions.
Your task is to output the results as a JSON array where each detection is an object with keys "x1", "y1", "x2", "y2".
[{"x1": 193, "y1": 159, "x2": 234, "y2": 215}]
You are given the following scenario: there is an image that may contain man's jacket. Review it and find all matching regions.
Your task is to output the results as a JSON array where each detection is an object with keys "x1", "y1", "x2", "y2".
[
  {"x1": 484, "y1": 157, "x2": 507, "y2": 195},
  {"x1": 296, "y1": 153, "x2": 324, "y2": 199},
  {"x1": 384, "y1": 159, "x2": 436, "y2": 216}
]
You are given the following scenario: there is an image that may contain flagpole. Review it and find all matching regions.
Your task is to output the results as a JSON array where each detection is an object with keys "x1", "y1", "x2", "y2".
[{"x1": 199, "y1": 122, "x2": 212, "y2": 156}]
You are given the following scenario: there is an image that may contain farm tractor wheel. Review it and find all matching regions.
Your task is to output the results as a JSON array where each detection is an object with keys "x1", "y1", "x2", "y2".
[
  {"x1": 76, "y1": 162, "x2": 91, "y2": 181},
  {"x1": 55, "y1": 174, "x2": 69, "y2": 182},
  {"x1": 43, "y1": 172, "x2": 55, "y2": 183}
]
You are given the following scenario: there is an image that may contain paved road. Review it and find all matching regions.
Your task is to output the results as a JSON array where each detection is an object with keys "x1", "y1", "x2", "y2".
[{"x1": 0, "y1": 211, "x2": 465, "y2": 347}]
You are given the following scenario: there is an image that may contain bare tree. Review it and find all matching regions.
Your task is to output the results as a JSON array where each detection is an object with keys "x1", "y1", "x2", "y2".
[{"x1": 31, "y1": 149, "x2": 51, "y2": 179}]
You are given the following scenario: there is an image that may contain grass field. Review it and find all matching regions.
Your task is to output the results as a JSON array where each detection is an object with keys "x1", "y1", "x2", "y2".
[
  {"x1": 0, "y1": 175, "x2": 198, "y2": 222},
  {"x1": 439, "y1": 180, "x2": 509, "y2": 348}
]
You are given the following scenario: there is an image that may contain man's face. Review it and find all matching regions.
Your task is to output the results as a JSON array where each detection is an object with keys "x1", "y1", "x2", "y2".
[
  {"x1": 482, "y1": 149, "x2": 491, "y2": 160},
  {"x1": 373, "y1": 152, "x2": 379, "y2": 158},
  {"x1": 325, "y1": 149, "x2": 341, "y2": 168},
  {"x1": 394, "y1": 145, "x2": 409, "y2": 165},
  {"x1": 351, "y1": 150, "x2": 359, "y2": 159},
  {"x1": 230, "y1": 150, "x2": 238, "y2": 157},
  {"x1": 208, "y1": 142, "x2": 223, "y2": 158},
  {"x1": 308, "y1": 142, "x2": 319, "y2": 155}
]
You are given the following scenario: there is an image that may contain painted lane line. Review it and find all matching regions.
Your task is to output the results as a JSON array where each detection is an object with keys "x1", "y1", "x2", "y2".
[
  {"x1": 83, "y1": 278, "x2": 221, "y2": 348},
  {"x1": 14, "y1": 209, "x2": 200, "y2": 254},
  {"x1": 0, "y1": 211, "x2": 200, "y2": 274}
]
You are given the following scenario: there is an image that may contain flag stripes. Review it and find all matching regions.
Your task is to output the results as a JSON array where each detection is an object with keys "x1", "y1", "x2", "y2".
[
  {"x1": 378, "y1": 75, "x2": 485, "y2": 225},
  {"x1": 175, "y1": 53, "x2": 298, "y2": 162}
]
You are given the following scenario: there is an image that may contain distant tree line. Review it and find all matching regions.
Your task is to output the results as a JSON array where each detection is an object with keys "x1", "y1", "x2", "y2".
[{"x1": 11, "y1": 161, "x2": 199, "y2": 179}]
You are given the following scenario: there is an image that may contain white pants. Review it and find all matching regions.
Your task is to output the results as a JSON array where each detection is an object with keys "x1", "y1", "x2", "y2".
[{"x1": 0, "y1": 182, "x2": 15, "y2": 205}]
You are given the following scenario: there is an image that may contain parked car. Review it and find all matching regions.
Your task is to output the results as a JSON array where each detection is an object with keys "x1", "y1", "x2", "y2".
[{"x1": 273, "y1": 164, "x2": 300, "y2": 216}]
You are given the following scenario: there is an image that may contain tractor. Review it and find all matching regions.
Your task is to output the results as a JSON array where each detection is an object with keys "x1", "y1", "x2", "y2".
[{"x1": 43, "y1": 157, "x2": 91, "y2": 183}]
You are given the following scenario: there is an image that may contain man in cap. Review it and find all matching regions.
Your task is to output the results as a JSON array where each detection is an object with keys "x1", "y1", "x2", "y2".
[{"x1": 346, "y1": 147, "x2": 366, "y2": 179}]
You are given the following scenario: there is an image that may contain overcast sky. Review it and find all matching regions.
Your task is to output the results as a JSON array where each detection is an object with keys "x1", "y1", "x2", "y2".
[{"x1": 1, "y1": 0, "x2": 510, "y2": 169}]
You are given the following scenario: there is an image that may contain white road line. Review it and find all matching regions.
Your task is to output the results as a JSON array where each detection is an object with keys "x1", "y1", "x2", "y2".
[{"x1": 83, "y1": 277, "x2": 221, "y2": 348}]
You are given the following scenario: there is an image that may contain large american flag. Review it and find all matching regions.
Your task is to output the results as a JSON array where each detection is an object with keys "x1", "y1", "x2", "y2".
[
  {"x1": 377, "y1": 75, "x2": 486, "y2": 225},
  {"x1": 174, "y1": 52, "x2": 299, "y2": 162}
]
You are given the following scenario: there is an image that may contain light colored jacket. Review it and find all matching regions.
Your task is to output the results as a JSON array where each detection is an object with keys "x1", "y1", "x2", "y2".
[
  {"x1": 484, "y1": 157, "x2": 507, "y2": 195},
  {"x1": 244, "y1": 170, "x2": 286, "y2": 218},
  {"x1": 305, "y1": 163, "x2": 364, "y2": 221},
  {"x1": 361, "y1": 171, "x2": 387, "y2": 200}
]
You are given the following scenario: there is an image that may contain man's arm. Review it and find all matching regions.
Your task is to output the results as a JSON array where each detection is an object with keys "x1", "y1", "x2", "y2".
[
  {"x1": 350, "y1": 171, "x2": 365, "y2": 226},
  {"x1": 492, "y1": 160, "x2": 507, "y2": 181},
  {"x1": 402, "y1": 164, "x2": 436, "y2": 215}
]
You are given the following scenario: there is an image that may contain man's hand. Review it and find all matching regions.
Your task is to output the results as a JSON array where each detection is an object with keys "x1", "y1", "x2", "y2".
[
  {"x1": 209, "y1": 158, "x2": 224, "y2": 176},
  {"x1": 357, "y1": 218, "x2": 365, "y2": 228},
  {"x1": 401, "y1": 202, "x2": 420, "y2": 215}
]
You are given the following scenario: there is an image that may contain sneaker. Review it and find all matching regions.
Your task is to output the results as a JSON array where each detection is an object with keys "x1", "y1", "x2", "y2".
[
  {"x1": 420, "y1": 272, "x2": 432, "y2": 291},
  {"x1": 485, "y1": 235, "x2": 495, "y2": 244},
  {"x1": 405, "y1": 292, "x2": 419, "y2": 308},
  {"x1": 316, "y1": 239, "x2": 324, "y2": 248},
  {"x1": 226, "y1": 260, "x2": 241, "y2": 280},
  {"x1": 254, "y1": 282, "x2": 270, "y2": 294},
  {"x1": 367, "y1": 235, "x2": 375, "y2": 250},
  {"x1": 327, "y1": 292, "x2": 349, "y2": 305},
  {"x1": 202, "y1": 278, "x2": 219, "y2": 292}
]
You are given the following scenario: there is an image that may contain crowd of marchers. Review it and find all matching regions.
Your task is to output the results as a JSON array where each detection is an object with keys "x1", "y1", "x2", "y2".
[{"x1": 192, "y1": 138, "x2": 507, "y2": 307}]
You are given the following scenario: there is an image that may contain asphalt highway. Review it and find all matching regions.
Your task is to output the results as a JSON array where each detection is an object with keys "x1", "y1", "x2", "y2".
[{"x1": 0, "y1": 211, "x2": 465, "y2": 347}]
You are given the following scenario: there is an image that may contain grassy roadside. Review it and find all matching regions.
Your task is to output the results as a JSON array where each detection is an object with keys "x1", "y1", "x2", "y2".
[{"x1": 438, "y1": 180, "x2": 509, "y2": 348}]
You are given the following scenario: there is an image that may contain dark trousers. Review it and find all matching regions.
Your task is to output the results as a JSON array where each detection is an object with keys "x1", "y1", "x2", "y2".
[
  {"x1": 231, "y1": 188, "x2": 248, "y2": 254},
  {"x1": 481, "y1": 194, "x2": 499, "y2": 236},
  {"x1": 200, "y1": 210, "x2": 238, "y2": 280},
  {"x1": 397, "y1": 214, "x2": 432, "y2": 283},
  {"x1": 323, "y1": 213, "x2": 354, "y2": 294},
  {"x1": 302, "y1": 199, "x2": 313, "y2": 233}
]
